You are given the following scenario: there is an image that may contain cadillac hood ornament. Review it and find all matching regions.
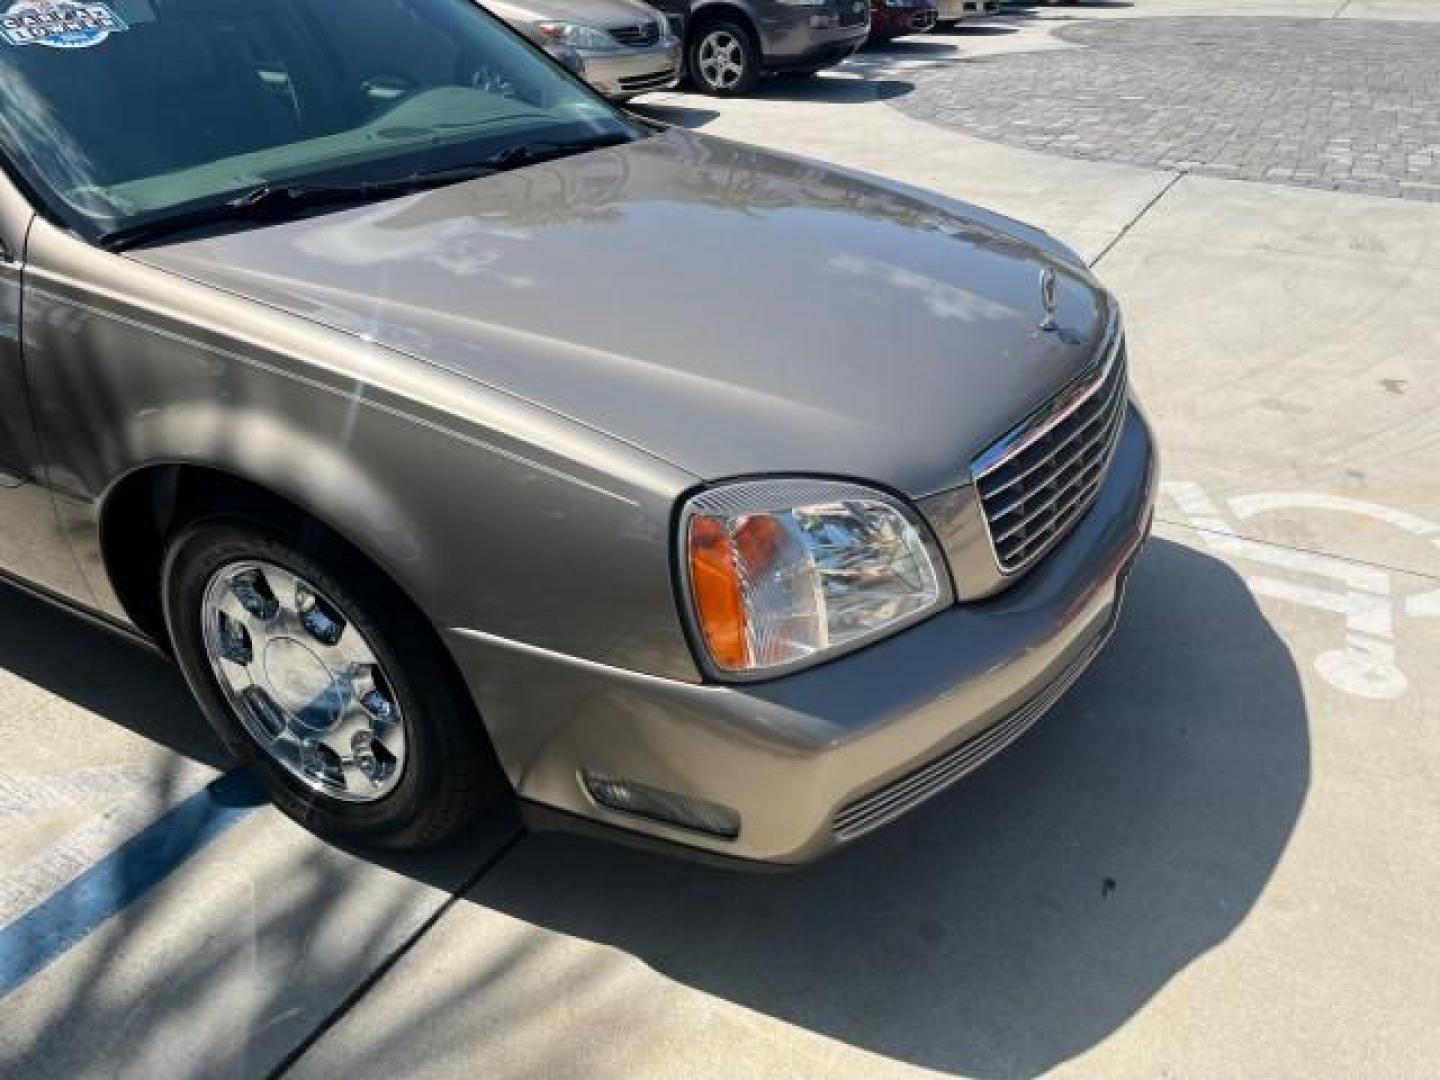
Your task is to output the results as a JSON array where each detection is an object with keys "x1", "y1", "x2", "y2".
[{"x1": 1038, "y1": 266, "x2": 1058, "y2": 332}]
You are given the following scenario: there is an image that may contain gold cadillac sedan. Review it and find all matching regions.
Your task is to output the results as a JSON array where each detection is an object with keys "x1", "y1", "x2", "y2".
[{"x1": 0, "y1": 0, "x2": 1155, "y2": 864}]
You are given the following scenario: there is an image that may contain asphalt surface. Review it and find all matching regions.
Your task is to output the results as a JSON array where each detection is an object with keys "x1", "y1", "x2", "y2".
[{"x1": 3, "y1": 3, "x2": 1439, "y2": 1078}]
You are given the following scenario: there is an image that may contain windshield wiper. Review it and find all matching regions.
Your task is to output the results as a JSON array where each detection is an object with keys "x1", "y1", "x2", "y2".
[
  {"x1": 478, "y1": 131, "x2": 635, "y2": 171},
  {"x1": 99, "y1": 185, "x2": 362, "y2": 252},
  {"x1": 97, "y1": 170, "x2": 498, "y2": 252},
  {"x1": 98, "y1": 131, "x2": 637, "y2": 252}
]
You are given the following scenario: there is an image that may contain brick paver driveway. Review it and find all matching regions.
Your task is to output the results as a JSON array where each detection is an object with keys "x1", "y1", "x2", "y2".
[{"x1": 892, "y1": 18, "x2": 1440, "y2": 201}]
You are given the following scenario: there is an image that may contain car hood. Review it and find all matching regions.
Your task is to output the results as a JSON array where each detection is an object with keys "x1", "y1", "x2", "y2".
[
  {"x1": 483, "y1": 0, "x2": 661, "y2": 28},
  {"x1": 130, "y1": 128, "x2": 1114, "y2": 497}
]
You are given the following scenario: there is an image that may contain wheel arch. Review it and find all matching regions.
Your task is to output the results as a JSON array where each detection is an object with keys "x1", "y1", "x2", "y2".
[
  {"x1": 687, "y1": 2, "x2": 760, "y2": 40},
  {"x1": 97, "y1": 457, "x2": 514, "y2": 790},
  {"x1": 98, "y1": 457, "x2": 427, "y2": 650}
]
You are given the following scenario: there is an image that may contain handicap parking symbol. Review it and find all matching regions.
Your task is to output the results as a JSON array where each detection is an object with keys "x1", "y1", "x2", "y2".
[{"x1": 1163, "y1": 480, "x2": 1440, "y2": 701}]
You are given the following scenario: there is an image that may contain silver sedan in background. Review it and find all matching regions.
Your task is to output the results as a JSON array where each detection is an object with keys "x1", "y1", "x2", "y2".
[{"x1": 486, "y1": 0, "x2": 682, "y2": 99}]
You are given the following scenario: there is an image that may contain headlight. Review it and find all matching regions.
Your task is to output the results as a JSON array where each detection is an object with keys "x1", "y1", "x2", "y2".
[
  {"x1": 535, "y1": 21, "x2": 618, "y2": 52},
  {"x1": 680, "y1": 479, "x2": 952, "y2": 678}
]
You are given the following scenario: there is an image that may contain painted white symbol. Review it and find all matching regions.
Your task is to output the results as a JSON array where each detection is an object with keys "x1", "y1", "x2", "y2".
[{"x1": 1162, "y1": 481, "x2": 1440, "y2": 701}]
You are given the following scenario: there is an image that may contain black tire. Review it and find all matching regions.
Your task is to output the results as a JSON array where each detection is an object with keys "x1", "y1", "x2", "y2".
[
  {"x1": 687, "y1": 19, "x2": 761, "y2": 97},
  {"x1": 162, "y1": 515, "x2": 505, "y2": 850}
]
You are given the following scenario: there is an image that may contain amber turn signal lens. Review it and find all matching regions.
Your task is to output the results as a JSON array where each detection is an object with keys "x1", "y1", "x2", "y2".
[{"x1": 687, "y1": 514, "x2": 749, "y2": 670}]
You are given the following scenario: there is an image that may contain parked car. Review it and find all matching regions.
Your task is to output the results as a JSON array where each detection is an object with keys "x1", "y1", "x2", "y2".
[
  {"x1": 646, "y1": 0, "x2": 870, "y2": 95},
  {"x1": 0, "y1": 0, "x2": 1155, "y2": 865},
  {"x1": 486, "y1": 0, "x2": 682, "y2": 100},
  {"x1": 869, "y1": 0, "x2": 937, "y2": 42},
  {"x1": 936, "y1": 0, "x2": 998, "y2": 26}
]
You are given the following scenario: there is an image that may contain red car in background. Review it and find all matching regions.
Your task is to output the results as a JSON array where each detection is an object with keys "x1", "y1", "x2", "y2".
[{"x1": 869, "y1": 0, "x2": 937, "y2": 42}]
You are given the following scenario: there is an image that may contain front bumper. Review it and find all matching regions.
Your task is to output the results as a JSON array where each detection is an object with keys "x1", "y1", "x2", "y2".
[
  {"x1": 871, "y1": 5, "x2": 939, "y2": 38},
  {"x1": 759, "y1": 5, "x2": 870, "y2": 67},
  {"x1": 577, "y1": 40, "x2": 683, "y2": 99},
  {"x1": 447, "y1": 404, "x2": 1158, "y2": 865}
]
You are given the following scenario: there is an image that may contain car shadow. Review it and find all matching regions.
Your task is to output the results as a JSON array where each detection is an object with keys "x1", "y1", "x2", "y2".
[
  {"x1": 2, "y1": 535, "x2": 1310, "y2": 1076},
  {"x1": 861, "y1": 38, "x2": 967, "y2": 56},
  {"x1": 748, "y1": 70, "x2": 917, "y2": 103},
  {"x1": 932, "y1": 23, "x2": 1020, "y2": 36},
  {"x1": 1001, "y1": 0, "x2": 1134, "y2": 13},
  {"x1": 461, "y1": 537, "x2": 1310, "y2": 1075}
]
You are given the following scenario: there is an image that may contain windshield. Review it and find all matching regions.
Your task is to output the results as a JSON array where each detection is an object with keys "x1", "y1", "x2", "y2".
[{"x1": 0, "y1": 0, "x2": 641, "y2": 243}]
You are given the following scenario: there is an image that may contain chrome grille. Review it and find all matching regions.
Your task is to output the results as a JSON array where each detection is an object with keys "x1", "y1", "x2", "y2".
[
  {"x1": 833, "y1": 600, "x2": 1119, "y2": 841},
  {"x1": 609, "y1": 22, "x2": 660, "y2": 46},
  {"x1": 972, "y1": 332, "x2": 1129, "y2": 575}
]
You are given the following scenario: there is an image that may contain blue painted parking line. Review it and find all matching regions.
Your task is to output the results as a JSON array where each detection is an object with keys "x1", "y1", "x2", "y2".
[{"x1": 0, "y1": 769, "x2": 264, "y2": 999}]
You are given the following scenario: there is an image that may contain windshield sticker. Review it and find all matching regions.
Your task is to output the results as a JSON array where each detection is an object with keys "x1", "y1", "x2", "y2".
[{"x1": 1, "y1": 1, "x2": 128, "y2": 49}]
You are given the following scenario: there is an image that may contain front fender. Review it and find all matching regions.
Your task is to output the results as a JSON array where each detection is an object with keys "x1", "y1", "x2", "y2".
[{"x1": 22, "y1": 219, "x2": 703, "y2": 686}]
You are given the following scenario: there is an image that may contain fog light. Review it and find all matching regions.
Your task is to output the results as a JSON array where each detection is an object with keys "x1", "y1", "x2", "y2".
[{"x1": 582, "y1": 771, "x2": 740, "y2": 839}]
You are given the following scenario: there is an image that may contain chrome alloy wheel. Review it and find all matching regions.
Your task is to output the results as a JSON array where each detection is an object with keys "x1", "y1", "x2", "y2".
[
  {"x1": 200, "y1": 560, "x2": 407, "y2": 803},
  {"x1": 697, "y1": 30, "x2": 746, "y2": 91}
]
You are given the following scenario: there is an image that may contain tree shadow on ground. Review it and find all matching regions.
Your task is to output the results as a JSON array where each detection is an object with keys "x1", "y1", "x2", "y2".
[
  {"x1": 0, "y1": 582, "x2": 518, "y2": 1078},
  {"x1": 0, "y1": 583, "x2": 226, "y2": 768}
]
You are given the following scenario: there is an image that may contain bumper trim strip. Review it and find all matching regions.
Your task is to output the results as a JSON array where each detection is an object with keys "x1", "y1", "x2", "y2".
[{"x1": 832, "y1": 596, "x2": 1121, "y2": 841}]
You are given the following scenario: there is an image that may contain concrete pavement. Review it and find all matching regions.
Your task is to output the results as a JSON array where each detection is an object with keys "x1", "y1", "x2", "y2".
[{"x1": 3, "y1": 2, "x2": 1438, "y2": 1077}]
